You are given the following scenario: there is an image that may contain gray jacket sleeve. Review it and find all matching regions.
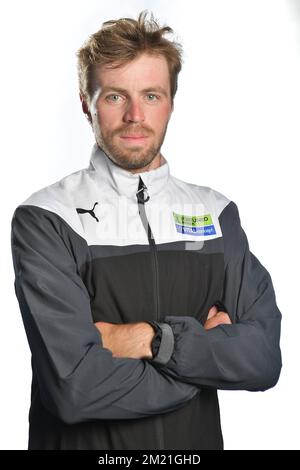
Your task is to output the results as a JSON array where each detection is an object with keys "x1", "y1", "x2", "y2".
[
  {"x1": 158, "y1": 201, "x2": 282, "y2": 391},
  {"x1": 10, "y1": 205, "x2": 199, "y2": 424}
]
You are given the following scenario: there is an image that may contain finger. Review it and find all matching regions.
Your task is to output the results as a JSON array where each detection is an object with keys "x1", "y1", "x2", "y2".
[
  {"x1": 204, "y1": 312, "x2": 232, "y2": 330},
  {"x1": 219, "y1": 313, "x2": 232, "y2": 324},
  {"x1": 207, "y1": 305, "x2": 218, "y2": 320},
  {"x1": 213, "y1": 312, "x2": 232, "y2": 324},
  {"x1": 204, "y1": 317, "x2": 218, "y2": 330}
]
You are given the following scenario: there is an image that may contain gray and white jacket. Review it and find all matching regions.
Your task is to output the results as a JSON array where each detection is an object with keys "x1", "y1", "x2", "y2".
[{"x1": 11, "y1": 143, "x2": 282, "y2": 450}]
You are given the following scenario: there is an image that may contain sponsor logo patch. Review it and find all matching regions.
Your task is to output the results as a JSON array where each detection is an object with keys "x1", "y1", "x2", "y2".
[{"x1": 173, "y1": 212, "x2": 216, "y2": 236}]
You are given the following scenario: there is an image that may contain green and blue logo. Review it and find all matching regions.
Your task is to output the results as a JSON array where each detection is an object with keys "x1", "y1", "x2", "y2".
[{"x1": 173, "y1": 212, "x2": 216, "y2": 236}]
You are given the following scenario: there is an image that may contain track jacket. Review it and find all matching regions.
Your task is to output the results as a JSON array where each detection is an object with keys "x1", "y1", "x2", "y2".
[{"x1": 11, "y1": 143, "x2": 282, "y2": 450}]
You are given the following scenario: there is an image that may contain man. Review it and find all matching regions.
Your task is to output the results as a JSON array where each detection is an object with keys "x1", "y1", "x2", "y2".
[{"x1": 11, "y1": 11, "x2": 282, "y2": 450}]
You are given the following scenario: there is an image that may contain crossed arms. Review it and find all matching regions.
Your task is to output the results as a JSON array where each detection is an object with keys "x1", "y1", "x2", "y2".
[
  {"x1": 94, "y1": 304, "x2": 230, "y2": 360},
  {"x1": 11, "y1": 202, "x2": 282, "y2": 425}
]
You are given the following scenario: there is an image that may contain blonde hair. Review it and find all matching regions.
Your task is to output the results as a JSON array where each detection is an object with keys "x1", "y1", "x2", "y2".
[{"x1": 76, "y1": 10, "x2": 183, "y2": 107}]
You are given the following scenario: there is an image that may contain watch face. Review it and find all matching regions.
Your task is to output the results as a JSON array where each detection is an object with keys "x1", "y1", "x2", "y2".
[
  {"x1": 145, "y1": 321, "x2": 162, "y2": 358},
  {"x1": 151, "y1": 330, "x2": 162, "y2": 357}
]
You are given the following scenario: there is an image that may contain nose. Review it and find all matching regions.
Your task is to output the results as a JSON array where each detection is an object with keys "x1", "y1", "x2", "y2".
[{"x1": 123, "y1": 98, "x2": 145, "y2": 124}]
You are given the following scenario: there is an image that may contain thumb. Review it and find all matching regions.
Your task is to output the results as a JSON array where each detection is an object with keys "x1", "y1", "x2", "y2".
[{"x1": 207, "y1": 305, "x2": 218, "y2": 320}]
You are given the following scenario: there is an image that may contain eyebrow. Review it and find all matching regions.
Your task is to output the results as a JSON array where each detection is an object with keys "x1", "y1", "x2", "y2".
[{"x1": 101, "y1": 86, "x2": 169, "y2": 97}]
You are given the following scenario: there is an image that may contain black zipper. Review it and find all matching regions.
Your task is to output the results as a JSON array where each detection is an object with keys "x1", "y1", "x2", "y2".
[
  {"x1": 136, "y1": 175, "x2": 165, "y2": 450},
  {"x1": 136, "y1": 176, "x2": 160, "y2": 322}
]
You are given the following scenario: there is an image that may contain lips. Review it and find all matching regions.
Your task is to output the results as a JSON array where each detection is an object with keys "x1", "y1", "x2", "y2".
[{"x1": 120, "y1": 135, "x2": 148, "y2": 139}]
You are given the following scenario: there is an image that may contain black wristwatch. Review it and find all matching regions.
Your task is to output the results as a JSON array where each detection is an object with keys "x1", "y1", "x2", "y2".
[{"x1": 146, "y1": 320, "x2": 163, "y2": 359}]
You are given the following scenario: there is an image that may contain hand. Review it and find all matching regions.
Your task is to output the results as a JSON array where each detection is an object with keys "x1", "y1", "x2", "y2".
[
  {"x1": 204, "y1": 305, "x2": 232, "y2": 330},
  {"x1": 160, "y1": 311, "x2": 232, "y2": 382},
  {"x1": 94, "y1": 321, "x2": 156, "y2": 359}
]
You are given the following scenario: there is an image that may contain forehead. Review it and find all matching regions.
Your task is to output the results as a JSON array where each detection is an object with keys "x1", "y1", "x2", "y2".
[{"x1": 94, "y1": 53, "x2": 170, "y2": 89}]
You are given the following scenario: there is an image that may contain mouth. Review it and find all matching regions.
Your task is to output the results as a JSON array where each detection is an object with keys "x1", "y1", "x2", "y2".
[
  {"x1": 120, "y1": 135, "x2": 148, "y2": 138},
  {"x1": 119, "y1": 135, "x2": 149, "y2": 142}
]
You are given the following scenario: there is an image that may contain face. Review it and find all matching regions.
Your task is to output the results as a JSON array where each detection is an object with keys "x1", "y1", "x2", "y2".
[{"x1": 82, "y1": 53, "x2": 174, "y2": 172}]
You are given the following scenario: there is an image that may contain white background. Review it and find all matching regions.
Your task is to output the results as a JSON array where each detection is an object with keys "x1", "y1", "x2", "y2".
[{"x1": 0, "y1": 0, "x2": 299, "y2": 449}]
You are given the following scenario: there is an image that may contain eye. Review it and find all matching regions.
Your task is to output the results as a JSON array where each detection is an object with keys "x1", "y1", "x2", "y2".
[
  {"x1": 146, "y1": 94, "x2": 159, "y2": 101},
  {"x1": 106, "y1": 94, "x2": 122, "y2": 102}
]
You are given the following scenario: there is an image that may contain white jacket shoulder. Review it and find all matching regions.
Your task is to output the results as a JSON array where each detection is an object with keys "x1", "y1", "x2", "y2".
[
  {"x1": 18, "y1": 167, "x2": 90, "y2": 238},
  {"x1": 170, "y1": 175, "x2": 231, "y2": 217}
]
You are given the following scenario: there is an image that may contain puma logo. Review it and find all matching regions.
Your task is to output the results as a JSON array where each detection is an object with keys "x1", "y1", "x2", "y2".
[{"x1": 76, "y1": 202, "x2": 99, "y2": 222}]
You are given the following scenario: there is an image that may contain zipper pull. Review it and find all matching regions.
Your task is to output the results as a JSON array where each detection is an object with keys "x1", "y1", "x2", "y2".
[{"x1": 136, "y1": 176, "x2": 150, "y2": 203}]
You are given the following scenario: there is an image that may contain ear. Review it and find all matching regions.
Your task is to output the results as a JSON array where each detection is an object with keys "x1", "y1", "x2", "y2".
[
  {"x1": 79, "y1": 93, "x2": 89, "y2": 113},
  {"x1": 79, "y1": 93, "x2": 92, "y2": 124}
]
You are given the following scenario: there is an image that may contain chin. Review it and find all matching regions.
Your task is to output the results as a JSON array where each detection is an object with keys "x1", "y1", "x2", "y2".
[{"x1": 119, "y1": 158, "x2": 151, "y2": 171}]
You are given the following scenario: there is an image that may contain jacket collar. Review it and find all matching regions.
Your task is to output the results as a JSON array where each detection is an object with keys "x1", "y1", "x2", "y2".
[{"x1": 88, "y1": 143, "x2": 170, "y2": 200}]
